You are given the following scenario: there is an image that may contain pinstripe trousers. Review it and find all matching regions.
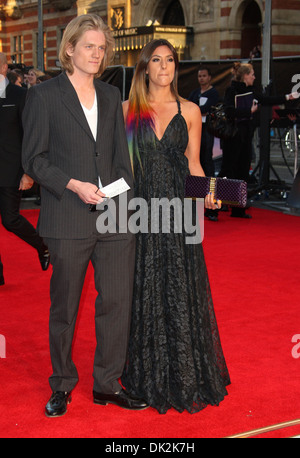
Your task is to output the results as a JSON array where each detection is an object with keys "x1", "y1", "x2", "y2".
[{"x1": 44, "y1": 232, "x2": 135, "y2": 394}]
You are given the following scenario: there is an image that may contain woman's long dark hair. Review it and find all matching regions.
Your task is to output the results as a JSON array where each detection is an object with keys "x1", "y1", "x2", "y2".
[{"x1": 126, "y1": 39, "x2": 181, "y2": 171}]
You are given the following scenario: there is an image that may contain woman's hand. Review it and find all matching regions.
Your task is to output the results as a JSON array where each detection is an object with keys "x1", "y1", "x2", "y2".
[
  {"x1": 286, "y1": 92, "x2": 300, "y2": 101},
  {"x1": 205, "y1": 193, "x2": 222, "y2": 210},
  {"x1": 251, "y1": 99, "x2": 258, "y2": 114},
  {"x1": 288, "y1": 114, "x2": 297, "y2": 123}
]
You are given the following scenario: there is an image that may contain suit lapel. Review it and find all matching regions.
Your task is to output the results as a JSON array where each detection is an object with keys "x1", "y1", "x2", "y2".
[
  {"x1": 94, "y1": 80, "x2": 110, "y2": 145},
  {"x1": 0, "y1": 83, "x2": 13, "y2": 105},
  {"x1": 58, "y1": 72, "x2": 95, "y2": 141}
]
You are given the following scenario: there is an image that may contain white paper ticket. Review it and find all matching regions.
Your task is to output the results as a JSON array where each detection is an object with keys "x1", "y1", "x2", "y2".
[{"x1": 99, "y1": 178, "x2": 130, "y2": 199}]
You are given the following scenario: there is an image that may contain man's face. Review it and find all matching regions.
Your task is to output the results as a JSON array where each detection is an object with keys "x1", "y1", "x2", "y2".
[
  {"x1": 198, "y1": 70, "x2": 211, "y2": 87},
  {"x1": 0, "y1": 57, "x2": 7, "y2": 93},
  {"x1": 0, "y1": 59, "x2": 8, "y2": 77},
  {"x1": 67, "y1": 29, "x2": 106, "y2": 77}
]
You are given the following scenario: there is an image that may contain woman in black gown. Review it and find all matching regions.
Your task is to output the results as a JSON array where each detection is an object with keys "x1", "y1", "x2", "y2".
[{"x1": 121, "y1": 39, "x2": 230, "y2": 414}]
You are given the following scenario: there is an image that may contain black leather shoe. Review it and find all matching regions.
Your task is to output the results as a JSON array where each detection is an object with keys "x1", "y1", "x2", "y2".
[
  {"x1": 93, "y1": 388, "x2": 149, "y2": 410},
  {"x1": 45, "y1": 391, "x2": 72, "y2": 417},
  {"x1": 39, "y1": 249, "x2": 50, "y2": 271}
]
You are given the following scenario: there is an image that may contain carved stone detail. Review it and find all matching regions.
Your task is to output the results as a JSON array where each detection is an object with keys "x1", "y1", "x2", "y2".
[
  {"x1": 3, "y1": 0, "x2": 22, "y2": 19},
  {"x1": 196, "y1": 0, "x2": 214, "y2": 22},
  {"x1": 48, "y1": 0, "x2": 74, "y2": 11}
]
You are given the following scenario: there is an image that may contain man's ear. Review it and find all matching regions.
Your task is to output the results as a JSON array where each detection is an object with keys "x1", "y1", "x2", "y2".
[{"x1": 66, "y1": 43, "x2": 74, "y2": 57}]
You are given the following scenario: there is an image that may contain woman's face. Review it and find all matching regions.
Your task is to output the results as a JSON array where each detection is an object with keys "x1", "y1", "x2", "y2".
[
  {"x1": 243, "y1": 69, "x2": 255, "y2": 87},
  {"x1": 146, "y1": 45, "x2": 175, "y2": 88},
  {"x1": 27, "y1": 70, "x2": 37, "y2": 85}
]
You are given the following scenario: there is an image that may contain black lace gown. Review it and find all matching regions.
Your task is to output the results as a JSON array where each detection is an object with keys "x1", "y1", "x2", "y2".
[{"x1": 121, "y1": 101, "x2": 230, "y2": 414}]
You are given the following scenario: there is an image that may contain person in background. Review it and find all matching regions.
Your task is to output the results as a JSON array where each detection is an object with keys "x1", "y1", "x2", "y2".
[
  {"x1": 249, "y1": 45, "x2": 261, "y2": 59},
  {"x1": 25, "y1": 68, "x2": 45, "y2": 87},
  {"x1": 0, "y1": 52, "x2": 50, "y2": 287},
  {"x1": 219, "y1": 62, "x2": 297, "y2": 218},
  {"x1": 121, "y1": 39, "x2": 229, "y2": 414},
  {"x1": 7, "y1": 70, "x2": 23, "y2": 87},
  {"x1": 12, "y1": 68, "x2": 27, "y2": 88},
  {"x1": 189, "y1": 66, "x2": 220, "y2": 221}
]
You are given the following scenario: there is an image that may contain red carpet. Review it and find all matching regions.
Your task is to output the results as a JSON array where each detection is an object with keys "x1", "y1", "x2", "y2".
[{"x1": 0, "y1": 206, "x2": 300, "y2": 439}]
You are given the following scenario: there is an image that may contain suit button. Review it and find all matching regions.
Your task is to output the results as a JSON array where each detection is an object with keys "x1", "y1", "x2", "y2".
[{"x1": 95, "y1": 151, "x2": 100, "y2": 157}]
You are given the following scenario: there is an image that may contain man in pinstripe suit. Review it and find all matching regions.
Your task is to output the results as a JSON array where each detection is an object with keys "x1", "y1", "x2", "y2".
[{"x1": 22, "y1": 14, "x2": 148, "y2": 417}]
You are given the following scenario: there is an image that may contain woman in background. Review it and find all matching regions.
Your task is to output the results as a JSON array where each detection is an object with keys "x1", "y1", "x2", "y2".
[
  {"x1": 25, "y1": 68, "x2": 45, "y2": 87},
  {"x1": 219, "y1": 62, "x2": 295, "y2": 218}
]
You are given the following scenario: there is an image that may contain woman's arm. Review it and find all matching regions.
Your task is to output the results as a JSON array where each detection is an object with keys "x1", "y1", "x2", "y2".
[
  {"x1": 183, "y1": 101, "x2": 220, "y2": 209},
  {"x1": 183, "y1": 101, "x2": 205, "y2": 176},
  {"x1": 122, "y1": 99, "x2": 129, "y2": 121}
]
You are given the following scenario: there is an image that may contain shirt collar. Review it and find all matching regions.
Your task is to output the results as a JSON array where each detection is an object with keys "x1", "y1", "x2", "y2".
[{"x1": 0, "y1": 76, "x2": 9, "y2": 98}]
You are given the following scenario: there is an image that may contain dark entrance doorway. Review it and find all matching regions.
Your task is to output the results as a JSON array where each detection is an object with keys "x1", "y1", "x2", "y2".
[
  {"x1": 162, "y1": 0, "x2": 185, "y2": 26},
  {"x1": 241, "y1": 1, "x2": 262, "y2": 58}
]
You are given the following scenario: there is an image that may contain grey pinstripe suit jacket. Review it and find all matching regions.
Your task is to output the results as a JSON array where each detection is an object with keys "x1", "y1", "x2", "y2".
[{"x1": 21, "y1": 72, "x2": 133, "y2": 239}]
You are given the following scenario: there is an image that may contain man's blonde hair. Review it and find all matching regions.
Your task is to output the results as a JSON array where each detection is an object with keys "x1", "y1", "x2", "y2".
[{"x1": 59, "y1": 14, "x2": 114, "y2": 78}]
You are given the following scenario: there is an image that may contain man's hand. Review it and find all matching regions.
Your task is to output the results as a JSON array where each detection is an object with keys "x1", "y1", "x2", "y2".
[
  {"x1": 66, "y1": 179, "x2": 106, "y2": 204},
  {"x1": 19, "y1": 174, "x2": 34, "y2": 191}
]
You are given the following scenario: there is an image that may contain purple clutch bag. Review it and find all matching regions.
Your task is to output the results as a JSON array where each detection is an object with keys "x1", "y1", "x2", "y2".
[{"x1": 185, "y1": 175, "x2": 247, "y2": 207}]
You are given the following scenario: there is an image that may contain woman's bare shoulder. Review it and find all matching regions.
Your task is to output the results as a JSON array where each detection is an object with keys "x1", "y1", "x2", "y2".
[
  {"x1": 180, "y1": 98, "x2": 201, "y2": 123},
  {"x1": 122, "y1": 99, "x2": 129, "y2": 118},
  {"x1": 180, "y1": 98, "x2": 200, "y2": 113}
]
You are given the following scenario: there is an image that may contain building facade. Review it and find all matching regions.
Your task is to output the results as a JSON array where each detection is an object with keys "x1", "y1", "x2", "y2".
[{"x1": 0, "y1": 0, "x2": 299, "y2": 71}]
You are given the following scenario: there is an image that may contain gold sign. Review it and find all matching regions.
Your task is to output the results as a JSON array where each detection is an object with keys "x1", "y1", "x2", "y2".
[{"x1": 111, "y1": 7, "x2": 125, "y2": 30}]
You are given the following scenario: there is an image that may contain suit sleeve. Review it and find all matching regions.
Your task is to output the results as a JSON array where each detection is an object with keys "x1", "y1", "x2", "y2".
[
  {"x1": 22, "y1": 87, "x2": 71, "y2": 200},
  {"x1": 255, "y1": 92, "x2": 286, "y2": 106}
]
